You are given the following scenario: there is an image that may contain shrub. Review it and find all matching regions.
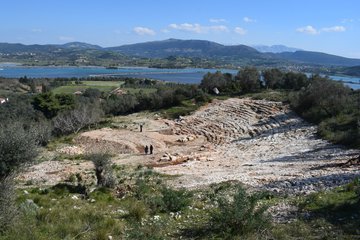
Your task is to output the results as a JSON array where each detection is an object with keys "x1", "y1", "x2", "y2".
[
  {"x1": 87, "y1": 153, "x2": 116, "y2": 188},
  {"x1": 126, "y1": 221, "x2": 165, "y2": 240},
  {"x1": 289, "y1": 75, "x2": 359, "y2": 148},
  {"x1": 160, "y1": 187, "x2": 192, "y2": 213},
  {"x1": 194, "y1": 89, "x2": 211, "y2": 103},
  {"x1": 209, "y1": 186, "x2": 271, "y2": 237},
  {"x1": 32, "y1": 92, "x2": 75, "y2": 119},
  {"x1": 235, "y1": 67, "x2": 262, "y2": 93},
  {"x1": 103, "y1": 94, "x2": 138, "y2": 116},
  {"x1": 318, "y1": 113, "x2": 360, "y2": 147},
  {"x1": 290, "y1": 76, "x2": 353, "y2": 122},
  {"x1": 126, "y1": 200, "x2": 148, "y2": 222},
  {"x1": 0, "y1": 176, "x2": 17, "y2": 233},
  {"x1": 0, "y1": 122, "x2": 38, "y2": 179}
]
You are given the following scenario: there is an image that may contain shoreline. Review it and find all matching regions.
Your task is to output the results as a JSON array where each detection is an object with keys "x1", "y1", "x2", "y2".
[{"x1": 0, "y1": 66, "x2": 358, "y2": 89}]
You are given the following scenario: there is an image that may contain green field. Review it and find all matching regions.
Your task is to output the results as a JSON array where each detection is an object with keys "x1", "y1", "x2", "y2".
[{"x1": 52, "y1": 81, "x2": 123, "y2": 94}]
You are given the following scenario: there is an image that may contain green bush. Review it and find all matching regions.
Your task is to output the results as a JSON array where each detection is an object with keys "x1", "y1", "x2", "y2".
[
  {"x1": 0, "y1": 176, "x2": 17, "y2": 233},
  {"x1": 289, "y1": 75, "x2": 359, "y2": 148},
  {"x1": 346, "y1": 178, "x2": 360, "y2": 202},
  {"x1": 318, "y1": 113, "x2": 360, "y2": 147},
  {"x1": 0, "y1": 122, "x2": 38, "y2": 179},
  {"x1": 126, "y1": 200, "x2": 148, "y2": 222},
  {"x1": 126, "y1": 221, "x2": 165, "y2": 240},
  {"x1": 160, "y1": 187, "x2": 192, "y2": 213},
  {"x1": 209, "y1": 186, "x2": 271, "y2": 237},
  {"x1": 132, "y1": 172, "x2": 192, "y2": 214}
]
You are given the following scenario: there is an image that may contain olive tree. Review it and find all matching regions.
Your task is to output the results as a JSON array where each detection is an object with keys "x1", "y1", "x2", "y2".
[
  {"x1": 0, "y1": 122, "x2": 38, "y2": 179},
  {"x1": 0, "y1": 176, "x2": 17, "y2": 232},
  {"x1": 0, "y1": 122, "x2": 39, "y2": 232},
  {"x1": 235, "y1": 67, "x2": 261, "y2": 93},
  {"x1": 53, "y1": 103, "x2": 103, "y2": 135},
  {"x1": 262, "y1": 68, "x2": 284, "y2": 89},
  {"x1": 87, "y1": 153, "x2": 115, "y2": 188}
]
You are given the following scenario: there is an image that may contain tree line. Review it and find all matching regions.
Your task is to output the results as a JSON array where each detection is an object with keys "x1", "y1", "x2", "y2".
[{"x1": 200, "y1": 67, "x2": 359, "y2": 148}]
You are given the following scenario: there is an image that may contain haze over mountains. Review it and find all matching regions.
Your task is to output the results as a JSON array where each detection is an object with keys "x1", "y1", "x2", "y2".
[
  {"x1": 252, "y1": 45, "x2": 302, "y2": 53},
  {"x1": 1, "y1": 39, "x2": 360, "y2": 67}
]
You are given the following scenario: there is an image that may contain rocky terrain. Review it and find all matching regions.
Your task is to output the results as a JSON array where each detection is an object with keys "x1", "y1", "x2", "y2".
[{"x1": 20, "y1": 98, "x2": 359, "y2": 195}]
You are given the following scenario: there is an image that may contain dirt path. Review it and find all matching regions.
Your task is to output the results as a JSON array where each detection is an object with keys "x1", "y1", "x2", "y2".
[{"x1": 20, "y1": 98, "x2": 359, "y2": 194}]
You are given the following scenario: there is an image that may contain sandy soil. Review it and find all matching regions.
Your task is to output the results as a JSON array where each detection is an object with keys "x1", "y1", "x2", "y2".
[{"x1": 20, "y1": 98, "x2": 359, "y2": 194}]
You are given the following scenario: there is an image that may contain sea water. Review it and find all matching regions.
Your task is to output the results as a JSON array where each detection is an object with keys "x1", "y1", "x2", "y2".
[{"x1": 0, "y1": 65, "x2": 358, "y2": 89}]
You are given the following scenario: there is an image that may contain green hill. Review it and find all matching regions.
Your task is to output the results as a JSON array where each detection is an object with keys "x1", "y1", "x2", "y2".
[
  {"x1": 1, "y1": 40, "x2": 360, "y2": 67},
  {"x1": 275, "y1": 51, "x2": 360, "y2": 66},
  {"x1": 342, "y1": 65, "x2": 360, "y2": 76},
  {"x1": 107, "y1": 38, "x2": 265, "y2": 59}
]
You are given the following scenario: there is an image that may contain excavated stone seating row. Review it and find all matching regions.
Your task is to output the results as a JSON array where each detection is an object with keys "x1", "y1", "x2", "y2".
[
  {"x1": 156, "y1": 98, "x2": 359, "y2": 194},
  {"x1": 174, "y1": 98, "x2": 299, "y2": 145}
]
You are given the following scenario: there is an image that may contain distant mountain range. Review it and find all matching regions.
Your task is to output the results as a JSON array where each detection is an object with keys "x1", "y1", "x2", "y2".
[
  {"x1": 107, "y1": 39, "x2": 360, "y2": 66},
  {"x1": 1, "y1": 39, "x2": 360, "y2": 67},
  {"x1": 0, "y1": 42, "x2": 102, "y2": 53},
  {"x1": 107, "y1": 38, "x2": 264, "y2": 59},
  {"x1": 61, "y1": 42, "x2": 102, "y2": 50},
  {"x1": 275, "y1": 51, "x2": 360, "y2": 67}
]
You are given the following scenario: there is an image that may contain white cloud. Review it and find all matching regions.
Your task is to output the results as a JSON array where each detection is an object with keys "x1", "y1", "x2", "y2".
[
  {"x1": 59, "y1": 36, "x2": 74, "y2": 41},
  {"x1": 209, "y1": 18, "x2": 226, "y2": 23},
  {"x1": 234, "y1": 27, "x2": 247, "y2": 35},
  {"x1": 321, "y1": 25, "x2": 346, "y2": 32},
  {"x1": 133, "y1": 27, "x2": 156, "y2": 36},
  {"x1": 169, "y1": 23, "x2": 203, "y2": 33},
  {"x1": 243, "y1": 17, "x2": 256, "y2": 23},
  {"x1": 296, "y1": 25, "x2": 318, "y2": 35},
  {"x1": 169, "y1": 23, "x2": 229, "y2": 34},
  {"x1": 209, "y1": 25, "x2": 229, "y2": 32}
]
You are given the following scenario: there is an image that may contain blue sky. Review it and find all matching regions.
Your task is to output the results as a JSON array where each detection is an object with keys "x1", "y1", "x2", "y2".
[{"x1": 1, "y1": 0, "x2": 360, "y2": 58}]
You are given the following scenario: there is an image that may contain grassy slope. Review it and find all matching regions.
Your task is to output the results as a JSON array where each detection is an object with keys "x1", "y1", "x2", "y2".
[
  {"x1": 4, "y1": 154, "x2": 359, "y2": 240},
  {"x1": 1, "y1": 89, "x2": 358, "y2": 239}
]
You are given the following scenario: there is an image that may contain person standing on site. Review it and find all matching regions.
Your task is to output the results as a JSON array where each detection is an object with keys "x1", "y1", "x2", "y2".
[
  {"x1": 144, "y1": 145, "x2": 149, "y2": 155},
  {"x1": 150, "y1": 144, "x2": 153, "y2": 154}
]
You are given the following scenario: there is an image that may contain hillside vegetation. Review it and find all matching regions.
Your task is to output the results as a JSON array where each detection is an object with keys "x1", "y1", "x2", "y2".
[
  {"x1": 0, "y1": 68, "x2": 359, "y2": 239},
  {"x1": 2, "y1": 39, "x2": 360, "y2": 68}
]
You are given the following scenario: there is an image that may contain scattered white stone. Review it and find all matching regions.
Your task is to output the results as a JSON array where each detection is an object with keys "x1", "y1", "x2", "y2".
[
  {"x1": 57, "y1": 146, "x2": 84, "y2": 155},
  {"x1": 118, "y1": 209, "x2": 128, "y2": 215},
  {"x1": 71, "y1": 195, "x2": 79, "y2": 200}
]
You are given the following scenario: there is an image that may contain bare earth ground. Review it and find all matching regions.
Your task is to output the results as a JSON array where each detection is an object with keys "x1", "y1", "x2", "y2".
[{"x1": 19, "y1": 98, "x2": 359, "y2": 195}]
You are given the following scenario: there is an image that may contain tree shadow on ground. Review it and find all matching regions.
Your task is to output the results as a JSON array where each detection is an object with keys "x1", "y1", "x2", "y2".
[
  {"x1": 262, "y1": 172, "x2": 360, "y2": 195},
  {"x1": 51, "y1": 183, "x2": 87, "y2": 195},
  {"x1": 262, "y1": 146, "x2": 358, "y2": 164}
]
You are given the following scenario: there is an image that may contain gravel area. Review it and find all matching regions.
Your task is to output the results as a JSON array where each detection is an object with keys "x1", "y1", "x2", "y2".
[{"x1": 19, "y1": 98, "x2": 359, "y2": 195}]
